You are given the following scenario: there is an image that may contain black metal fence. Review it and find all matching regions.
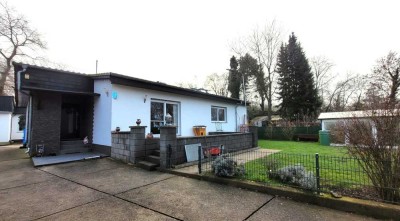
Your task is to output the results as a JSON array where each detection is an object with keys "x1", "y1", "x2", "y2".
[{"x1": 194, "y1": 146, "x2": 399, "y2": 204}]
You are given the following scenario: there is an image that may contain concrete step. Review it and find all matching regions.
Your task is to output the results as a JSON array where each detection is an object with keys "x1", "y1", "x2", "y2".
[
  {"x1": 61, "y1": 144, "x2": 86, "y2": 149},
  {"x1": 136, "y1": 161, "x2": 158, "y2": 171},
  {"x1": 61, "y1": 140, "x2": 84, "y2": 145},
  {"x1": 146, "y1": 155, "x2": 160, "y2": 164},
  {"x1": 60, "y1": 147, "x2": 91, "y2": 154},
  {"x1": 152, "y1": 150, "x2": 160, "y2": 156}
]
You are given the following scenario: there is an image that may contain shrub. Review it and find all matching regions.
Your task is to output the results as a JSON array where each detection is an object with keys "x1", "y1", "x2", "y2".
[
  {"x1": 211, "y1": 156, "x2": 245, "y2": 177},
  {"x1": 271, "y1": 164, "x2": 316, "y2": 190},
  {"x1": 265, "y1": 158, "x2": 279, "y2": 179}
]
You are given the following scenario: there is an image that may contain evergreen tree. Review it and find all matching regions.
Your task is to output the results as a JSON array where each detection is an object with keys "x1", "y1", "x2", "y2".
[
  {"x1": 238, "y1": 53, "x2": 259, "y2": 100},
  {"x1": 228, "y1": 56, "x2": 241, "y2": 99},
  {"x1": 277, "y1": 33, "x2": 321, "y2": 120}
]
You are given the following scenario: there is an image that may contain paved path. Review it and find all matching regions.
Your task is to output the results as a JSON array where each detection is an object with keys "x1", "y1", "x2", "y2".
[{"x1": 0, "y1": 144, "x2": 377, "y2": 220}]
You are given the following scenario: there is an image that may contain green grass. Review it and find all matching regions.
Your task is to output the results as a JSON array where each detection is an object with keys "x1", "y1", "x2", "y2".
[
  {"x1": 242, "y1": 140, "x2": 370, "y2": 189},
  {"x1": 258, "y1": 140, "x2": 349, "y2": 156}
]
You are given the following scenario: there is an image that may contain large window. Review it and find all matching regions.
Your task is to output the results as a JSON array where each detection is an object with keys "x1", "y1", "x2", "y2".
[
  {"x1": 211, "y1": 106, "x2": 226, "y2": 122},
  {"x1": 151, "y1": 100, "x2": 180, "y2": 134}
]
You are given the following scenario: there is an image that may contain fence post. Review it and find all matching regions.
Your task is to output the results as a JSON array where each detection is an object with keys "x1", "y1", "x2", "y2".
[
  {"x1": 315, "y1": 153, "x2": 321, "y2": 195},
  {"x1": 198, "y1": 145, "x2": 202, "y2": 174}
]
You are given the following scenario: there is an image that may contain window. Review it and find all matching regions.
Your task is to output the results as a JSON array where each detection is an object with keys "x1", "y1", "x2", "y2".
[
  {"x1": 211, "y1": 106, "x2": 226, "y2": 122},
  {"x1": 150, "y1": 100, "x2": 180, "y2": 134}
]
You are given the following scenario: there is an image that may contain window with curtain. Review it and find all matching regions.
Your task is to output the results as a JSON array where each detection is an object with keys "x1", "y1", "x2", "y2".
[
  {"x1": 150, "y1": 100, "x2": 180, "y2": 134},
  {"x1": 211, "y1": 106, "x2": 227, "y2": 122}
]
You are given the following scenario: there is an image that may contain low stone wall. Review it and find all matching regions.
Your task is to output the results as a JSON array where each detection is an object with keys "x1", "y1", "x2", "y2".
[
  {"x1": 111, "y1": 129, "x2": 160, "y2": 163},
  {"x1": 111, "y1": 126, "x2": 258, "y2": 168},
  {"x1": 111, "y1": 132, "x2": 130, "y2": 163}
]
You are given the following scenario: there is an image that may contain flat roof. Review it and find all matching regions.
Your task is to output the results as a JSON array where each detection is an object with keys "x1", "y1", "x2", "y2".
[
  {"x1": 92, "y1": 73, "x2": 246, "y2": 105},
  {"x1": 318, "y1": 110, "x2": 390, "y2": 120},
  {"x1": 13, "y1": 63, "x2": 246, "y2": 106}
]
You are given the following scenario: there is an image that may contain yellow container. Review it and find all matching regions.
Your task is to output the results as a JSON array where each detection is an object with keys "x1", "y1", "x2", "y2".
[{"x1": 193, "y1": 125, "x2": 207, "y2": 136}]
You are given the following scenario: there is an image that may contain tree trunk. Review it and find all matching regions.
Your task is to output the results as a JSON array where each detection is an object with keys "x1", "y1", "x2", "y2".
[
  {"x1": 0, "y1": 62, "x2": 12, "y2": 96},
  {"x1": 260, "y1": 97, "x2": 265, "y2": 113},
  {"x1": 267, "y1": 82, "x2": 273, "y2": 122}
]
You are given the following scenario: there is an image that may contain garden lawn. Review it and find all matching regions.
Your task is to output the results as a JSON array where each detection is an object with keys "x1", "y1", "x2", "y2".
[
  {"x1": 258, "y1": 140, "x2": 349, "y2": 157},
  {"x1": 243, "y1": 140, "x2": 370, "y2": 189}
]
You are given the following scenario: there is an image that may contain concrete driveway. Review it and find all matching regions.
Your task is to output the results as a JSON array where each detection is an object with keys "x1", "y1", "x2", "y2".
[{"x1": 0, "y1": 144, "x2": 377, "y2": 221}]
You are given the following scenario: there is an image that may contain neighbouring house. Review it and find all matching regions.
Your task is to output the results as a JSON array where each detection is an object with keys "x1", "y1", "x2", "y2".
[
  {"x1": 250, "y1": 115, "x2": 282, "y2": 127},
  {"x1": 13, "y1": 63, "x2": 247, "y2": 157},
  {"x1": 0, "y1": 96, "x2": 26, "y2": 145}
]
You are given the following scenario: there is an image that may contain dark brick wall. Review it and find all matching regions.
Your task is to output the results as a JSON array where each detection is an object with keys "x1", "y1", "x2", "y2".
[
  {"x1": 28, "y1": 92, "x2": 95, "y2": 157},
  {"x1": 30, "y1": 92, "x2": 62, "y2": 156}
]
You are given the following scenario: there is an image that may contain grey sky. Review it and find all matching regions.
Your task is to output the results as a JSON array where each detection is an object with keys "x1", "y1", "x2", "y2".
[{"x1": 10, "y1": 0, "x2": 400, "y2": 86}]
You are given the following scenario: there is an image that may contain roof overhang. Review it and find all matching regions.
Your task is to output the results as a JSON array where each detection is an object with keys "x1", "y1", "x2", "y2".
[
  {"x1": 20, "y1": 86, "x2": 100, "y2": 96},
  {"x1": 93, "y1": 73, "x2": 246, "y2": 105}
]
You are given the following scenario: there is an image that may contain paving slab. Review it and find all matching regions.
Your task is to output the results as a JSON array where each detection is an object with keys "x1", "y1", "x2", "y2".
[
  {"x1": 0, "y1": 158, "x2": 32, "y2": 172},
  {"x1": 38, "y1": 196, "x2": 177, "y2": 221},
  {"x1": 39, "y1": 158, "x2": 124, "y2": 179},
  {"x1": 247, "y1": 197, "x2": 378, "y2": 221},
  {"x1": 0, "y1": 178, "x2": 106, "y2": 220},
  {"x1": 65, "y1": 166, "x2": 175, "y2": 195},
  {"x1": 32, "y1": 152, "x2": 108, "y2": 166},
  {"x1": 117, "y1": 176, "x2": 272, "y2": 221},
  {"x1": 0, "y1": 144, "x2": 28, "y2": 162},
  {"x1": 0, "y1": 166, "x2": 56, "y2": 190}
]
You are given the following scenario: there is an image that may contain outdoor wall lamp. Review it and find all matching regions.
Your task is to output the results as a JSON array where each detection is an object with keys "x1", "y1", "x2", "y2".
[{"x1": 144, "y1": 95, "x2": 148, "y2": 103}]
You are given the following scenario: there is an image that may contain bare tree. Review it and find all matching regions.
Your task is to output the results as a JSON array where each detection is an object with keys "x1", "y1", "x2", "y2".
[
  {"x1": 324, "y1": 74, "x2": 365, "y2": 112},
  {"x1": 310, "y1": 56, "x2": 334, "y2": 101},
  {"x1": 0, "y1": 1, "x2": 46, "y2": 95},
  {"x1": 231, "y1": 20, "x2": 282, "y2": 120},
  {"x1": 371, "y1": 51, "x2": 400, "y2": 104},
  {"x1": 204, "y1": 73, "x2": 229, "y2": 96}
]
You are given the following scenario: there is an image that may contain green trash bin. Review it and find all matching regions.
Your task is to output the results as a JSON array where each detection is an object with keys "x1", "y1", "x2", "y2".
[{"x1": 319, "y1": 130, "x2": 330, "y2": 146}]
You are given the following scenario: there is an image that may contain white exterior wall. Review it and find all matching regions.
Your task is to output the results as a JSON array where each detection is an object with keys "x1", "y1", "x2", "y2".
[
  {"x1": 111, "y1": 84, "x2": 246, "y2": 136},
  {"x1": 10, "y1": 114, "x2": 23, "y2": 140},
  {"x1": 93, "y1": 79, "x2": 113, "y2": 146},
  {"x1": 0, "y1": 112, "x2": 12, "y2": 143}
]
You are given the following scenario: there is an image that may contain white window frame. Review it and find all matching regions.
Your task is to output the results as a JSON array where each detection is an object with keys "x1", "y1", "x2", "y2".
[
  {"x1": 211, "y1": 106, "x2": 227, "y2": 123},
  {"x1": 150, "y1": 99, "x2": 180, "y2": 135}
]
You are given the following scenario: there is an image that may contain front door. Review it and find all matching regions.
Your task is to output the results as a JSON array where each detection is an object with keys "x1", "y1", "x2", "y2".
[{"x1": 61, "y1": 104, "x2": 81, "y2": 140}]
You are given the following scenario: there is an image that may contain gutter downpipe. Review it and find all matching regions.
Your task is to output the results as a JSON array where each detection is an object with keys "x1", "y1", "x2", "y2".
[
  {"x1": 16, "y1": 65, "x2": 30, "y2": 152},
  {"x1": 235, "y1": 105, "x2": 238, "y2": 132}
]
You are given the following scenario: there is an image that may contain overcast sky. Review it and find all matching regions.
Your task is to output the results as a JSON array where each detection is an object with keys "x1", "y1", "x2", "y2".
[{"x1": 10, "y1": 0, "x2": 400, "y2": 86}]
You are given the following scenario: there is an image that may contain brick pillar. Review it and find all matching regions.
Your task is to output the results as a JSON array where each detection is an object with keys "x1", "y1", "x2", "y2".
[
  {"x1": 160, "y1": 126, "x2": 177, "y2": 169},
  {"x1": 248, "y1": 126, "x2": 258, "y2": 147},
  {"x1": 128, "y1": 126, "x2": 146, "y2": 163}
]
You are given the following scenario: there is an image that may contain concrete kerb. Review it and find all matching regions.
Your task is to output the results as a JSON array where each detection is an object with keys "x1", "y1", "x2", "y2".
[{"x1": 160, "y1": 169, "x2": 400, "y2": 220}]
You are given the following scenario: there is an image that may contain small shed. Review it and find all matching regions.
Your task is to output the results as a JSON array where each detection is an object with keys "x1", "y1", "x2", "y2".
[
  {"x1": 318, "y1": 110, "x2": 377, "y2": 145},
  {"x1": 0, "y1": 96, "x2": 14, "y2": 145},
  {"x1": 318, "y1": 111, "x2": 366, "y2": 131},
  {"x1": 0, "y1": 96, "x2": 26, "y2": 145}
]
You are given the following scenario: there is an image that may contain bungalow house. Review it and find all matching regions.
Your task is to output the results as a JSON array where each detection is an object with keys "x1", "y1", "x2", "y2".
[
  {"x1": 0, "y1": 96, "x2": 25, "y2": 145},
  {"x1": 13, "y1": 63, "x2": 247, "y2": 157}
]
